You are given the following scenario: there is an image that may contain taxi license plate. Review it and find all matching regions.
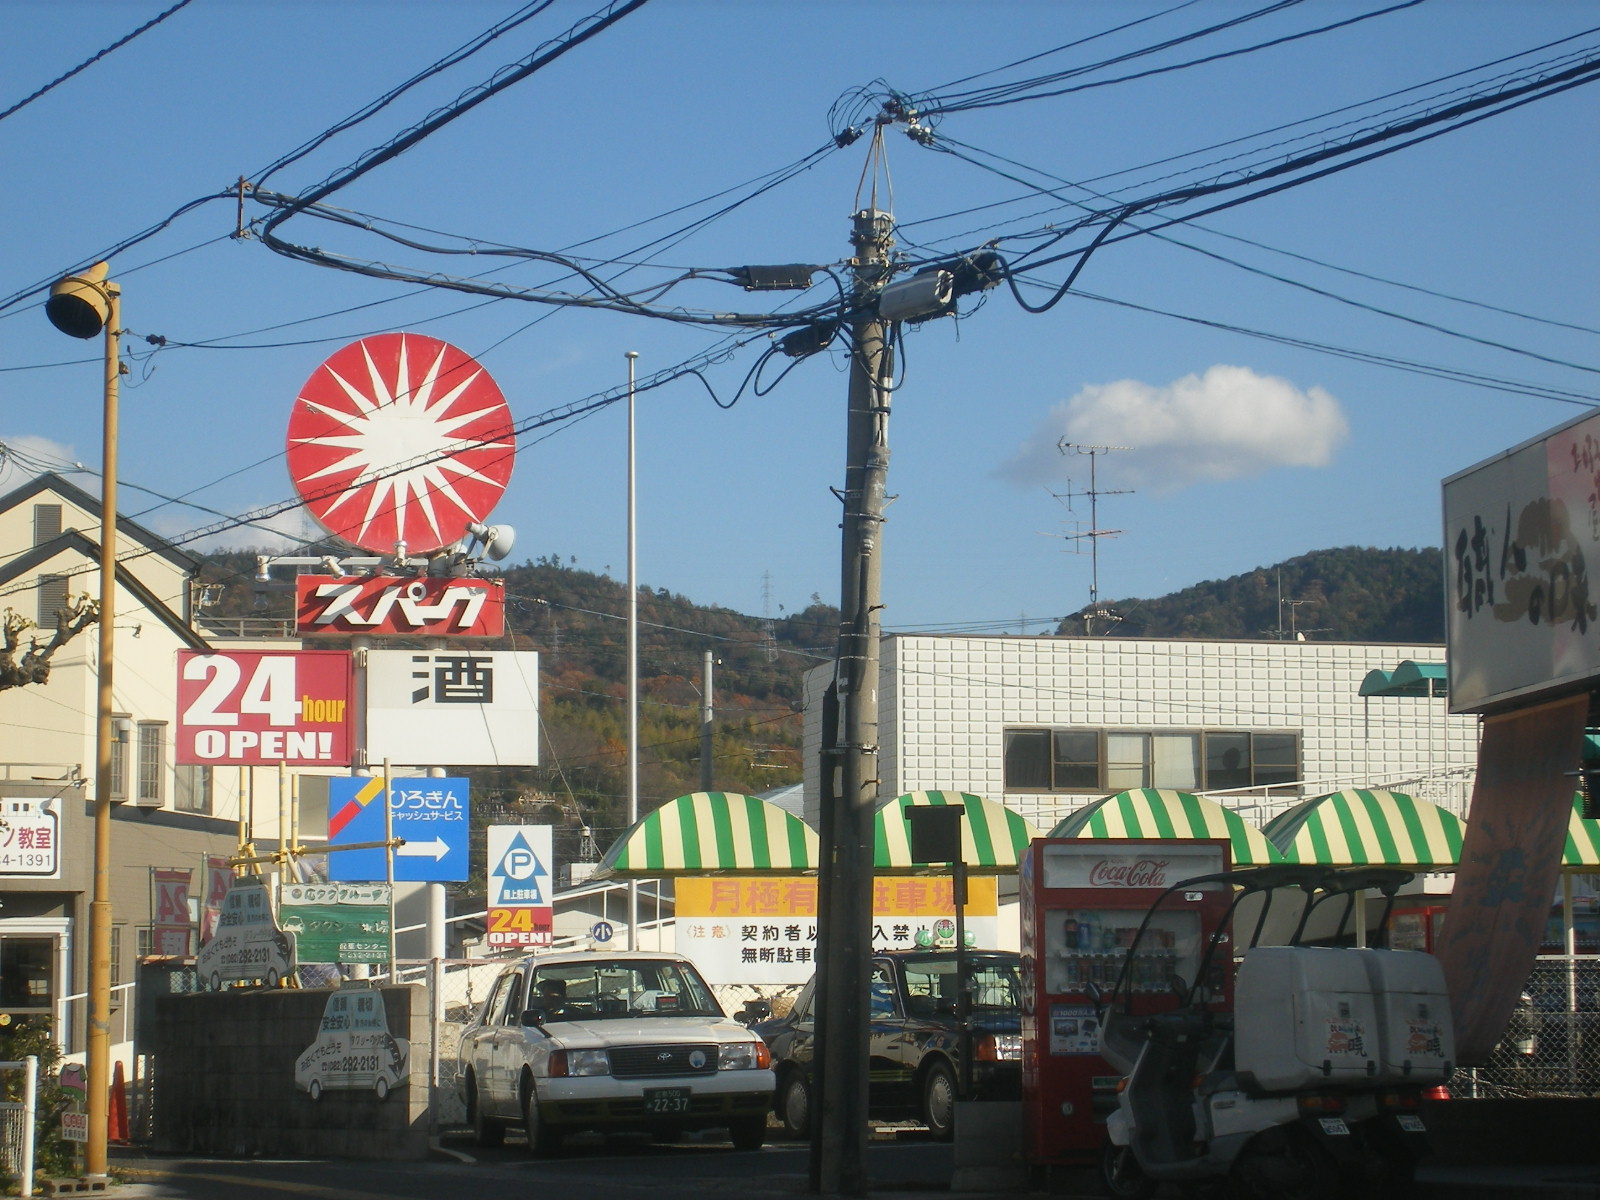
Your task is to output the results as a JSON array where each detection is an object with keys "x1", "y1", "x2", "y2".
[
  {"x1": 1318, "y1": 1117, "x2": 1350, "y2": 1136},
  {"x1": 643, "y1": 1087, "x2": 691, "y2": 1115}
]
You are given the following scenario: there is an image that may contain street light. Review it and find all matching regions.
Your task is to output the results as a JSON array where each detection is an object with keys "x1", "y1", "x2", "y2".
[{"x1": 46, "y1": 261, "x2": 120, "y2": 1181}]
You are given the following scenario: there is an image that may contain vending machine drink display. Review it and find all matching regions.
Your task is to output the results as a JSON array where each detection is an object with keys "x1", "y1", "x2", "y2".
[{"x1": 1019, "y1": 837, "x2": 1234, "y2": 1165}]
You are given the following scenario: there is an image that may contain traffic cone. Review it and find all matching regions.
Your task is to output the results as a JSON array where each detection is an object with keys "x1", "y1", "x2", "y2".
[{"x1": 108, "y1": 1060, "x2": 129, "y2": 1144}]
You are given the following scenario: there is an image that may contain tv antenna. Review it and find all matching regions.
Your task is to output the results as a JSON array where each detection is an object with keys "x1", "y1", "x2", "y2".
[{"x1": 1051, "y1": 441, "x2": 1133, "y2": 632}]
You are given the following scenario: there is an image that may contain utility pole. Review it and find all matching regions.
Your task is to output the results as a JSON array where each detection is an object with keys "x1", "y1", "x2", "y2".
[{"x1": 816, "y1": 203, "x2": 895, "y2": 1197}]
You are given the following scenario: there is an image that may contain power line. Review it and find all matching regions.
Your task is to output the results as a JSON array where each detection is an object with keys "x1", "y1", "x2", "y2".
[{"x1": 0, "y1": 0, "x2": 196, "y2": 126}]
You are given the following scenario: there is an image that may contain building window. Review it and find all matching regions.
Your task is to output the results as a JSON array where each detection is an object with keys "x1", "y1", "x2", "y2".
[
  {"x1": 175, "y1": 764, "x2": 212, "y2": 814},
  {"x1": 109, "y1": 715, "x2": 130, "y2": 801},
  {"x1": 136, "y1": 722, "x2": 166, "y2": 805},
  {"x1": 32, "y1": 504, "x2": 62, "y2": 545},
  {"x1": 36, "y1": 574, "x2": 70, "y2": 627},
  {"x1": 0, "y1": 937, "x2": 56, "y2": 1015},
  {"x1": 1003, "y1": 727, "x2": 1300, "y2": 793}
]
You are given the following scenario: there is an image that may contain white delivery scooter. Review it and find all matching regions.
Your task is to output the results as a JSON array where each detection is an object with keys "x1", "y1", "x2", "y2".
[{"x1": 1091, "y1": 864, "x2": 1453, "y2": 1200}]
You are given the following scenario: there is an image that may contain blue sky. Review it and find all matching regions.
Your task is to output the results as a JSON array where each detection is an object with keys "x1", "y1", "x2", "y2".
[{"x1": 2, "y1": 0, "x2": 1596, "y2": 634}]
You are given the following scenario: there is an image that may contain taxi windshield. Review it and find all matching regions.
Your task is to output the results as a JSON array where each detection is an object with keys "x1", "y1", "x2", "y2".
[{"x1": 531, "y1": 958, "x2": 723, "y2": 1019}]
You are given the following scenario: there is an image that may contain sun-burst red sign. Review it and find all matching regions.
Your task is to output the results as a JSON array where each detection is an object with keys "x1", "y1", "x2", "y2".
[{"x1": 286, "y1": 333, "x2": 515, "y2": 554}]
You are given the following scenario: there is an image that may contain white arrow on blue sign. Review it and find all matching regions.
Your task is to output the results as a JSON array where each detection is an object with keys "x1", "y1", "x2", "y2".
[{"x1": 327, "y1": 776, "x2": 470, "y2": 883}]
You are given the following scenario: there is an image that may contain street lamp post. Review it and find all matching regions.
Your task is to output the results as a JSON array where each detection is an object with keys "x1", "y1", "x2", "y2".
[
  {"x1": 625, "y1": 350, "x2": 639, "y2": 950},
  {"x1": 45, "y1": 261, "x2": 121, "y2": 1181}
]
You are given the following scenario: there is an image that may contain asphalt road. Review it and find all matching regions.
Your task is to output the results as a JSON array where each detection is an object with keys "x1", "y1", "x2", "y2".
[{"x1": 109, "y1": 1127, "x2": 1042, "y2": 1200}]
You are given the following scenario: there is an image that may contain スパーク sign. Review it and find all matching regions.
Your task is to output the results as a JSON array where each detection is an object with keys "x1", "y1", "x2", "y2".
[
  {"x1": 177, "y1": 650, "x2": 353, "y2": 765},
  {"x1": 296, "y1": 575, "x2": 505, "y2": 638}
]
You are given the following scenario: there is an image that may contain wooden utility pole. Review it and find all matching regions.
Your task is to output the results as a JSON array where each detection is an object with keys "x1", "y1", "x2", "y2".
[{"x1": 816, "y1": 204, "x2": 895, "y2": 1196}]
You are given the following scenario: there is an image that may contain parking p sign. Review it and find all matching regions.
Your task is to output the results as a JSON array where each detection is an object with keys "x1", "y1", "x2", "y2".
[{"x1": 486, "y1": 824, "x2": 553, "y2": 949}]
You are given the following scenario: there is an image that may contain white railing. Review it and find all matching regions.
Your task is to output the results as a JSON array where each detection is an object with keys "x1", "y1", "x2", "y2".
[
  {"x1": 54, "y1": 982, "x2": 137, "y2": 1058},
  {"x1": 0, "y1": 1057, "x2": 38, "y2": 1198}
]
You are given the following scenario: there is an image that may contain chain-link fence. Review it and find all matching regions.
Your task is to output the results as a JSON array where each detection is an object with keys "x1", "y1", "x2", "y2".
[{"x1": 1451, "y1": 956, "x2": 1600, "y2": 1099}]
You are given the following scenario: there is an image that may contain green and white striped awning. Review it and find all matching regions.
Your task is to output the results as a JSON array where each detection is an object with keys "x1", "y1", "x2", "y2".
[
  {"x1": 1262, "y1": 789, "x2": 1465, "y2": 868},
  {"x1": 1563, "y1": 792, "x2": 1600, "y2": 868},
  {"x1": 1047, "y1": 788, "x2": 1284, "y2": 866},
  {"x1": 874, "y1": 791, "x2": 1044, "y2": 874},
  {"x1": 595, "y1": 792, "x2": 819, "y2": 877}
]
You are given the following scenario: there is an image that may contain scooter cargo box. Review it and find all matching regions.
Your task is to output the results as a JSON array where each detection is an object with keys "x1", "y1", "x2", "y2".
[
  {"x1": 1355, "y1": 948, "x2": 1455, "y2": 1085},
  {"x1": 1234, "y1": 946, "x2": 1379, "y2": 1092}
]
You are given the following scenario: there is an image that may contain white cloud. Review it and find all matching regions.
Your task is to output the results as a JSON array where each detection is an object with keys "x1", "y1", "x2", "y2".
[
  {"x1": 153, "y1": 506, "x2": 325, "y2": 556},
  {"x1": 1000, "y1": 365, "x2": 1349, "y2": 494},
  {"x1": 0, "y1": 435, "x2": 86, "y2": 492}
]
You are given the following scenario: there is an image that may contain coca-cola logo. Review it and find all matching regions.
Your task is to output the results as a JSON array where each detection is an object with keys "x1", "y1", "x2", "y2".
[{"x1": 1088, "y1": 858, "x2": 1171, "y2": 888}]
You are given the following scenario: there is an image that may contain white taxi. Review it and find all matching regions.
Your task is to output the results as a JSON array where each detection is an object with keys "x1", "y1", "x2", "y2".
[{"x1": 457, "y1": 951, "x2": 773, "y2": 1154}]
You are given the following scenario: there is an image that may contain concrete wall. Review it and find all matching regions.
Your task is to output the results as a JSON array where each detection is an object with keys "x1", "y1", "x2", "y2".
[{"x1": 149, "y1": 984, "x2": 431, "y2": 1160}]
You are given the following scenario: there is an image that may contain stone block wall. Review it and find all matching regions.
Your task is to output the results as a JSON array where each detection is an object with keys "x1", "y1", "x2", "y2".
[{"x1": 148, "y1": 984, "x2": 430, "y2": 1160}]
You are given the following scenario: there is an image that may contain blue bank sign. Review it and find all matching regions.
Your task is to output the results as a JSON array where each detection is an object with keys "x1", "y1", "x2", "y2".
[{"x1": 327, "y1": 776, "x2": 470, "y2": 883}]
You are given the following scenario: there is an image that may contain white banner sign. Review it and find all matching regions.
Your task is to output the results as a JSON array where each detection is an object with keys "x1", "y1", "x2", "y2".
[
  {"x1": 365, "y1": 650, "x2": 539, "y2": 766},
  {"x1": 0, "y1": 798, "x2": 59, "y2": 879}
]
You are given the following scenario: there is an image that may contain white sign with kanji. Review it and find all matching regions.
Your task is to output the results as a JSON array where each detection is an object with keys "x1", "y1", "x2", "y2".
[
  {"x1": 0, "y1": 797, "x2": 59, "y2": 879},
  {"x1": 364, "y1": 650, "x2": 538, "y2": 766}
]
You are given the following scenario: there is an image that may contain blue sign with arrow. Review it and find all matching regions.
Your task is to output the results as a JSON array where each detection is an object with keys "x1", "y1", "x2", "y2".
[{"x1": 327, "y1": 776, "x2": 470, "y2": 883}]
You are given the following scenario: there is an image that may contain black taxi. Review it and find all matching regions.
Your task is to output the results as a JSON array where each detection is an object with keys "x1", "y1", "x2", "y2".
[{"x1": 752, "y1": 949, "x2": 1023, "y2": 1140}]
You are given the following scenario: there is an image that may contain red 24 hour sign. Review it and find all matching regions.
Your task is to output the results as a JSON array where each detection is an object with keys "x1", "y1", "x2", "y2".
[{"x1": 177, "y1": 650, "x2": 353, "y2": 765}]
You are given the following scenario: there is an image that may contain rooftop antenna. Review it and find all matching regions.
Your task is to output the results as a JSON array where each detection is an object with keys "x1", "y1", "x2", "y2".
[{"x1": 1053, "y1": 441, "x2": 1133, "y2": 634}]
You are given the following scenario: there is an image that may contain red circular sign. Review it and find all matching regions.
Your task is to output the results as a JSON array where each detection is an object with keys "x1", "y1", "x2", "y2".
[{"x1": 286, "y1": 334, "x2": 515, "y2": 554}]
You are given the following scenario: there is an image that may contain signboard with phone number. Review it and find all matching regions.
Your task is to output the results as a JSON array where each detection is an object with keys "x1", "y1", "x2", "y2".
[{"x1": 0, "y1": 798, "x2": 59, "y2": 879}]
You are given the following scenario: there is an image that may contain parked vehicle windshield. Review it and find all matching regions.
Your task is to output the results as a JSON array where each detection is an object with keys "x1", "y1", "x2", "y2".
[
  {"x1": 901, "y1": 954, "x2": 1023, "y2": 1015},
  {"x1": 528, "y1": 958, "x2": 724, "y2": 1019}
]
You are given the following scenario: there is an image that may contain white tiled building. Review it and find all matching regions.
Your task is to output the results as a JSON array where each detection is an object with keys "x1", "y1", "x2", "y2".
[{"x1": 804, "y1": 635, "x2": 1479, "y2": 833}]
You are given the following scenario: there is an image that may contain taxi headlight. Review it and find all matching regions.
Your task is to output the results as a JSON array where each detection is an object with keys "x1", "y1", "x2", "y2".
[
  {"x1": 718, "y1": 1040, "x2": 771, "y2": 1071},
  {"x1": 550, "y1": 1048, "x2": 611, "y2": 1077}
]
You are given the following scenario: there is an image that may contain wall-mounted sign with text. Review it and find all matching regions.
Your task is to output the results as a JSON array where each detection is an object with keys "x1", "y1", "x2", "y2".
[
  {"x1": 677, "y1": 875, "x2": 999, "y2": 985},
  {"x1": 295, "y1": 574, "x2": 505, "y2": 638},
  {"x1": 176, "y1": 650, "x2": 353, "y2": 766},
  {"x1": 0, "y1": 797, "x2": 59, "y2": 879},
  {"x1": 365, "y1": 649, "x2": 537, "y2": 766},
  {"x1": 280, "y1": 882, "x2": 392, "y2": 964}
]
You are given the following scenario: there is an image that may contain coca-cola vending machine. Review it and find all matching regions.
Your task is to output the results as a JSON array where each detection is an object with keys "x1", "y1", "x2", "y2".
[{"x1": 1019, "y1": 837, "x2": 1235, "y2": 1165}]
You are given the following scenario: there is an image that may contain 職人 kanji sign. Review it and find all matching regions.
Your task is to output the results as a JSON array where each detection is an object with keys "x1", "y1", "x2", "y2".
[
  {"x1": 676, "y1": 875, "x2": 999, "y2": 984},
  {"x1": 0, "y1": 797, "x2": 59, "y2": 879},
  {"x1": 364, "y1": 649, "x2": 537, "y2": 766},
  {"x1": 326, "y1": 776, "x2": 470, "y2": 883},
  {"x1": 176, "y1": 650, "x2": 353, "y2": 765},
  {"x1": 280, "y1": 882, "x2": 392, "y2": 964},
  {"x1": 486, "y1": 824, "x2": 553, "y2": 949}
]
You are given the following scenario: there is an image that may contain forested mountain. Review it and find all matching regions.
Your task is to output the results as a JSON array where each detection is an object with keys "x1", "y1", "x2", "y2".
[
  {"x1": 1080, "y1": 547, "x2": 1445, "y2": 643},
  {"x1": 194, "y1": 549, "x2": 834, "y2": 866},
  {"x1": 193, "y1": 543, "x2": 1442, "y2": 867}
]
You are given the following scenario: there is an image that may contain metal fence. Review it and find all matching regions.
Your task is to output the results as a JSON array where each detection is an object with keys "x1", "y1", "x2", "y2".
[{"x1": 1451, "y1": 956, "x2": 1600, "y2": 1099}]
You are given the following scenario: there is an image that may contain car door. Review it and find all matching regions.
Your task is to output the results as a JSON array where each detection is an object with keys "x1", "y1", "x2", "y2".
[
  {"x1": 487, "y1": 968, "x2": 528, "y2": 1118},
  {"x1": 867, "y1": 959, "x2": 915, "y2": 1114},
  {"x1": 462, "y1": 972, "x2": 509, "y2": 1110}
]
